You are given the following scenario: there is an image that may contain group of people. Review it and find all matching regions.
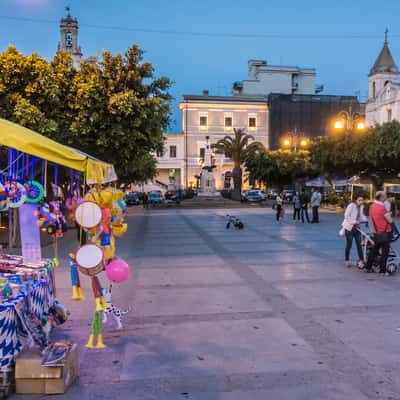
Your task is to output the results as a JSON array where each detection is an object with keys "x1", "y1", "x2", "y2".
[
  {"x1": 342, "y1": 191, "x2": 398, "y2": 275},
  {"x1": 276, "y1": 188, "x2": 322, "y2": 224}
]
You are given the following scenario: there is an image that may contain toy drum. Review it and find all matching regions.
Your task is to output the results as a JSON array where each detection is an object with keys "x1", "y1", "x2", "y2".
[
  {"x1": 75, "y1": 244, "x2": 104, "y2": 276},
  {"x1": 75, "y1": 201, "x2": 102, "y2": 229}
]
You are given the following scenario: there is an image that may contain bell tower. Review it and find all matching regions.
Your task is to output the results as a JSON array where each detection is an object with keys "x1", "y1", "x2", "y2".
[
  {"x1": 57, "y1": 7, "x2": 82, "y2": 69},
  {"x1": 368, "y1": 29, "x2": 398, "y2": 100}
]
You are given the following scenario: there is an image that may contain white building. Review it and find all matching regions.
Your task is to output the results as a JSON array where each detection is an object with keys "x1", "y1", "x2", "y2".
[
  {"x1": 233, "y1": 60, "x2": 322, "y2": 96},
  {"x1": 366, "y1": 33, "x2": 400, "y2": 126},
  {"x1": 154, "y1": 134, "x2": 185, "y2": 189}
]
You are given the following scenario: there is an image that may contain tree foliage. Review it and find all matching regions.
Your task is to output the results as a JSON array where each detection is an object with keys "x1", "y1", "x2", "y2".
[
  {"x1": 246, "y1": 149, "x2": 312, "y2": 190},
  {"x1": 212, "y1": 128, "x2": 264, "y2": 199},
  {"x1": 0, "y1": 45, "x2": 171, "y2": 183}
]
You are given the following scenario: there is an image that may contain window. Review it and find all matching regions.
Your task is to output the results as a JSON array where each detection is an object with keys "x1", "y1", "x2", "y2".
[
  {"x1": 169, "y1": 145, "x2": 177, "y2": 158},
  {"x1": 388, "y1": 109, "x2": 392, "y2": 122},
  {"x1": 372, "y1": 81, "x2": 376, "y2": 98},
  {"x1": 248, "y1": 116, "x2": 257, "y2": 131},
  {"x1": 66, "y1": 32, "x2": 73, "y2": 48},
  {"x1": 199, "y1": 148, "x2": 205, "y2": 159},
  {"x1": 199, "y1": 113, "x2": 208, "y2": 131},
  {"x1": 156, "y1": 149, "x2": 163, "y2": 157},
  {"x1": 224, "y1": 115, "x2": 233, "y2": 131}
]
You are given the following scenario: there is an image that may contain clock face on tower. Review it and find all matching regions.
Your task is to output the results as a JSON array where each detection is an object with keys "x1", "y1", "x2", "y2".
[{"x1": 66, "y1": 32, "x2": 73, "y2": 48}]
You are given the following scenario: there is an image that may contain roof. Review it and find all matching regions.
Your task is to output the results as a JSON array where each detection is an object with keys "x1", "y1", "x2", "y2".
[
  {"x1": 369, "y1": 39, "x2": 398, "y2": 76},
  {"x1": 181, "y1": 94, "x2": 268, "y2": 104}
]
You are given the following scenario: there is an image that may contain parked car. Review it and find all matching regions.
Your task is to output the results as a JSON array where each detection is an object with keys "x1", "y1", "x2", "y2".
[
  {"x1": 241, "y1": 190, "x2": 248, "y2": 201},
  {"x1": 165, "y1": 190, "x2": 181, "y2": 204},
  {"x1": 244, "y1": 190, "x2": 264, "y2": 203},
  {"x1": 148, "y1": 191, "x2": 164, "y2": 204},
  {"x1": 125, "y1": 192, "x2": 140, "y2": 205}
]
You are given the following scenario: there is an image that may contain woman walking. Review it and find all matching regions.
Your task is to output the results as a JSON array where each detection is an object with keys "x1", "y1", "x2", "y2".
[
  {"x1": 341, "y1": 195, "x2": 367, "y2": 268},
  {"x1": 276, "y1": 193, "x2": 284, "y2": 223}
]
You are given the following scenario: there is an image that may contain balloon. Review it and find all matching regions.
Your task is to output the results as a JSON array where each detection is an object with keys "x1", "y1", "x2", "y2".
[{"x1": 106, "y1": 259, "x2": 129, "y2": 283}]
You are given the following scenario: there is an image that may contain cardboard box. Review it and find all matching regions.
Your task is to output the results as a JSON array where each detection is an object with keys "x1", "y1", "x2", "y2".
[{"x1": 15, "y1": 344, "x2": 78, "y2": 395}]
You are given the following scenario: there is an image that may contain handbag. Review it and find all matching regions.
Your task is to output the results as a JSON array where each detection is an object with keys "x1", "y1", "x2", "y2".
[{"x1": 339, "y1": 227, "x2": 346, "y2": 236}]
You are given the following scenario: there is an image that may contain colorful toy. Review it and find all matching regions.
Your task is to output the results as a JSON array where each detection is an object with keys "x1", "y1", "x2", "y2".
[
  {"x1": 102, "y1": 286, "x2": 130, "y2": 330},
  {"x1": 24, "y1": 180, "x2": 44, "y2": 204},
  {"x1": 106, "y1": 259, "x2": 129, "y2": 283},
  {"x1": 68, "y1": 254, "x2": 85, "y2": 301},
  {"x1": 86, "y1": 311, "x2": 105, "y2": 349}
]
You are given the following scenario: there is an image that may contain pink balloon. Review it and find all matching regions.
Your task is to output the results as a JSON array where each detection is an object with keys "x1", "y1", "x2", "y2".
[{"x1": 106, "y1": 259, "x2": 129, "y2": 283}]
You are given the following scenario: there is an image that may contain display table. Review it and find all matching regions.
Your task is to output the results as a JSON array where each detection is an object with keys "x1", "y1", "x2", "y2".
[{"x1": 0, "y1": 256, "x2": 56, "y2": 370}]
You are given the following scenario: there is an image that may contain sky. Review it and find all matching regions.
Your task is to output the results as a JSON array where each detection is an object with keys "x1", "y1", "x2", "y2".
[{"x1": 1, "y1": 0, "x2": 400, "y2": 132}]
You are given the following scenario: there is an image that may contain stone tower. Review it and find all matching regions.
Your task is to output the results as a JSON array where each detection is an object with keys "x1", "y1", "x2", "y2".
[
  {"x1": 368, "y1": 29, "x2": 398, "y2": 100},
  {"x1": 57, "y1": 7, "x2": 82, "y2": 69}
]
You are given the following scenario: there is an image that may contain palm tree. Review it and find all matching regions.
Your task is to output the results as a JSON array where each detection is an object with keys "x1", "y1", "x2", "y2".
[{"x1": 213, "y1": 128, "x2": 265, "y2": 200}]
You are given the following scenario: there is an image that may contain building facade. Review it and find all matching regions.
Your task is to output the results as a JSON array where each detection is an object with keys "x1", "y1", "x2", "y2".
[
  {"x1": 179, "y1": 94, "x2": 269, "y2": 190},
  {"x1": 366, "y1": 34, "x2": 400, "y2": 126},
  {"x1": 233, "y1": 60, "x2": 323, "y2": 96},
  {"x1": 57, "y1": 8, "x2": 82, "y2": 69}
]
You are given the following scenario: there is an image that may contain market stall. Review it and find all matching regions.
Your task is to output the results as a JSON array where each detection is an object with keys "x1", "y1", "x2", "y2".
[{"x1": 0, "y1": 119, "x2": 125, "y2": 396}]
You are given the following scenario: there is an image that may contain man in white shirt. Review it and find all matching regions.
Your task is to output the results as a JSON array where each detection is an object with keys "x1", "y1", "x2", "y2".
[{"x1": 311, "y1": 188, "x2": 322, "y2": 223}]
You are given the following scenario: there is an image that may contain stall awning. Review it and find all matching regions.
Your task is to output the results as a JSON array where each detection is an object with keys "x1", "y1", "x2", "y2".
[{"x1": 0, "y1": 118, "x2": 117, "y2": 184}]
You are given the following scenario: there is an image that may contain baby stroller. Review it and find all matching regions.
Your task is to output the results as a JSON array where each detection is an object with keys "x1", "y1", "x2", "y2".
[
  {"x1": 226, "y1": 215, "x2": 244, "y2": 230},
  {"x1": 357, "y1": 223, "x2": 400, "y2": 274}
]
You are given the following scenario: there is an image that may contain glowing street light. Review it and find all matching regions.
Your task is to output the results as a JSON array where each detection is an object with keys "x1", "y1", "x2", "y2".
[
  {"x1": 333, "y1": 103, "x2": 366, "y2": 132},
  {"x1": 281, "y1": 128, "x2": 310, "y2": 152}
]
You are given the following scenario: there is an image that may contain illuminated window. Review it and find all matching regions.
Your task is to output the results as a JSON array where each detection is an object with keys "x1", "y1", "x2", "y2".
[
  {"x1": 248, "y1": 116, "x2": 257, "y2": 131},
  {"x1": 169, "y1": 145, "x2": 177, "y2": 158}
]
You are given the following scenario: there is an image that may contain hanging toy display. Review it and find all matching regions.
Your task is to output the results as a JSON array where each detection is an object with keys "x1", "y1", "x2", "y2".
[
  {"x1": 25, "y1": 180, "x2": 45, "y2": 204},
  {"x1": 70, "y1": 187, "x2": 130, "y2": 349},
  {"x1": 8, "y1": 182, "x2": 27, "y2": 208}
]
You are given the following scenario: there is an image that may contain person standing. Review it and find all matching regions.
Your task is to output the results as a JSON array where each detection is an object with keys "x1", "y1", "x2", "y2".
[
  {"x1": 276, "y1": 193, "x2": 284, "y2": 222},
  {"x1": 143, "y1": 192, "x2": 149, "y2": 210},
  {"x1": 365, "y1": 191, "x2": 393, "y2": 274},
  {"x1": 300, "y1": 190, "x2": 310, "y2": 223},
  {"x1": 311, "y1": 188, "x2": 322, "y2": 223},
  {"x1": 292, "y1": 192, "x2": 301, "y2": 222},
  {"x1": 341, "y1": 195, "x2": 367, "y2": 268}
]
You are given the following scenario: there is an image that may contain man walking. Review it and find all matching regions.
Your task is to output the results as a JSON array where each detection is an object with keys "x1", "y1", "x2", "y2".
[
  {"x1": 365, "y1": 191, "x2": 393, "y2": 274},
  {"x1": 311, "y1": 188, "x2": 322, "y2": 223},
  {"x1": 300, "y1": 190, "x2": 310, "y2": 223}
]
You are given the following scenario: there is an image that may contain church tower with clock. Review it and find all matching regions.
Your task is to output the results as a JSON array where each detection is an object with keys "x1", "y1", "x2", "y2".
[{"x1": 57, "y1": 7, "x2": 82, "y2": 69}]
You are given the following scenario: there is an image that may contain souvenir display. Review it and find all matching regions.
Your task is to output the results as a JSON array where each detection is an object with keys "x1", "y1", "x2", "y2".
[
  {"x1": 70, "y1": 188, "x2": 130, "y2": 349},
  {"x1": 0, "y1": 256, "x2": 56, "y2": 369}
]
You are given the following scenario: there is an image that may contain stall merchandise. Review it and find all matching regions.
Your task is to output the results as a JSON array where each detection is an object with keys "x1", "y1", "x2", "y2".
[{"x1": 0, "y1": 256, "x2": 56, "y2": 369}]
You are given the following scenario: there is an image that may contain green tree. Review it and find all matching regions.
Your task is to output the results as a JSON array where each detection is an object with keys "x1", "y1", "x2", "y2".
[
  {"x1": 212, "y1": 128, "x2": 264, "y2": 200},
  {"x1": 246, "y1": 149, "x2": 312, "y2": 191},
  {"x1": 0, "y1": 44, "x2": 171, "y2": 183}
]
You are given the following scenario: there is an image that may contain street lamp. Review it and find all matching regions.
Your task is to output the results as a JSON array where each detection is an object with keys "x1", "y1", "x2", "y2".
[
  {"x1": 334, "y1": 103, "x2": 366, "y2": 132},
  {"x1": 281, "y1": 128, "x2": 310, "y2": 152}
]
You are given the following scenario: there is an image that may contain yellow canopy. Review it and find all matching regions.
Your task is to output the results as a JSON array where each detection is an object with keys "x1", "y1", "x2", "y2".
[{"x1": 0, "y1": 118, "x2": 117, "y2": 184}]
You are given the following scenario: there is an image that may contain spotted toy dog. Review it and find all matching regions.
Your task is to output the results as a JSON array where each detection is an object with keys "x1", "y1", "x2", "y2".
[{"x1": 102, "y1": 286, "x2": 130, "y2": 330}]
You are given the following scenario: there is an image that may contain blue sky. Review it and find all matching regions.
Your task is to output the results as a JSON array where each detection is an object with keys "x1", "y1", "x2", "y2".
[{"x1": 1, "y1": 0, "x2": 400, "y2": 132}]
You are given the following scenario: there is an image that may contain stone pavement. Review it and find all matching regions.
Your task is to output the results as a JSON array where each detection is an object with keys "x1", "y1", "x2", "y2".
[{"x1": 13, "y1": 207, "x2": 400, "y2": 400}]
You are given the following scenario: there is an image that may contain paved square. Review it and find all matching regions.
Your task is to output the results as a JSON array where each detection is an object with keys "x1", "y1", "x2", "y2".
[{"x1": 13, "y1": 207, "x2": 400, "y2": 399}]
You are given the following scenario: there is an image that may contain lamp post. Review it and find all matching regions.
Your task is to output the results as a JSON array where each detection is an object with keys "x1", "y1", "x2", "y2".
[
  {"x1": 281, "y1": 128, "x2": 309, "y2": 152},
  {"x1": 334, "y1": 103, "x2": 366, "y2": 132}
]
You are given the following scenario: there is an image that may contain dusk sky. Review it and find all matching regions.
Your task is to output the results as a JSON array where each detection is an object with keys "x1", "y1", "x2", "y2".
[{"x1": 1, "y1": 0, "x2": 400, "y2": 132}]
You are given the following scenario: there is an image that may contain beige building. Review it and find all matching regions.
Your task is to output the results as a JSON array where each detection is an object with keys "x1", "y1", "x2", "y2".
[
  {"x1": 179, "y1": 93, "x2": 269, "y2": 190},
  {"x1": 155, "y1": 93, "x2": 269, "y2": 191}
]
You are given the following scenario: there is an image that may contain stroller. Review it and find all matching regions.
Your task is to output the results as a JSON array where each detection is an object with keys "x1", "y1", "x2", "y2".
[
  {"x1": 226, "y1": 215, "x2": 244, "y2": 230},
  {"x1": 357, "y1": 223, "x2": 400, "y2": 274}
]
